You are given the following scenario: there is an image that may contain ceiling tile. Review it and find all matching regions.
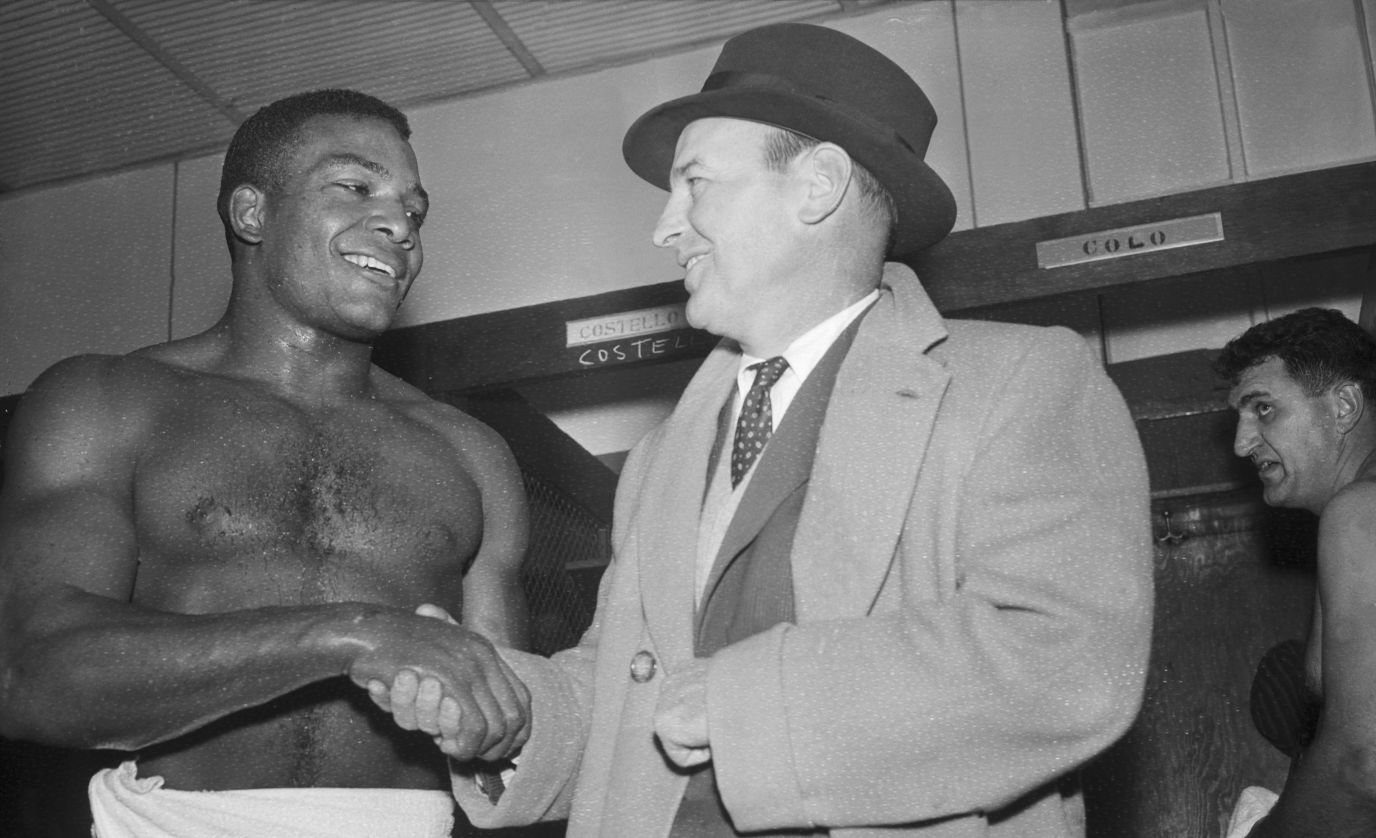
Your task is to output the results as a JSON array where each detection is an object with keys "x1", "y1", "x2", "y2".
[
  {"x1": 0, "y1": 0, "x2": 911, "y2": 195},
  {"x1": 494, "y1": 0, "x2": 842, "y2": 74}
]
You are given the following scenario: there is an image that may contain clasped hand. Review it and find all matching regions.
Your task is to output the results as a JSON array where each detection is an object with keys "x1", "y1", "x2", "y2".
[
  {"x1": 654, "y1": 656, "x2": 712, "y2": 768},
  {"x1": 353, "y1": 604, "x2": 530, "y2": 762},
  {"x1": 360, "y1": 605, "x2": 711, "y2": 770}
]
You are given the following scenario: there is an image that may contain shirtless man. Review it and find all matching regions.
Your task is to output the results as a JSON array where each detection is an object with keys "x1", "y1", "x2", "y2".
[
  {"x1": 1217, "y1": 307, "x2": 1376, "y2": 837},
  {"x1": 0, "y1": 89, "x2": 530, "y2": 838}
]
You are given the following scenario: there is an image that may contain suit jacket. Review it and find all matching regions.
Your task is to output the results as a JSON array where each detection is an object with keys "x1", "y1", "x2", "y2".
[{"x1": 455, "y1": 264, "x2": 1154, "y2": 837}]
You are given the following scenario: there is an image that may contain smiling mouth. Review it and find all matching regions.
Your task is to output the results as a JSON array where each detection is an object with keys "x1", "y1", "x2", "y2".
[
  {"x1": 685, "y1": 254, "x2": 705, "y2": 272},
  {"x1": 343, "y1": 253, "x2": 397, "y2": 279}
]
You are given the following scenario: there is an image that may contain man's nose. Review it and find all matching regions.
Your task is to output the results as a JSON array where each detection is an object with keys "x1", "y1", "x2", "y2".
[
  {"x1": 1233, "y1": 419, "x2": 1257, "y2": 458},
  {"x1": 371, "y1": 203, "x2": 416, "y2": 249},
  {"x1": 652, "y1": 193, "x2": 685, "y2": 249}
]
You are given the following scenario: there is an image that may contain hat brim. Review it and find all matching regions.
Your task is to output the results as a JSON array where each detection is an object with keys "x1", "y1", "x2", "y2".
[{"x1": 623, "y1": 87, "x2": 957, "y2": 258}]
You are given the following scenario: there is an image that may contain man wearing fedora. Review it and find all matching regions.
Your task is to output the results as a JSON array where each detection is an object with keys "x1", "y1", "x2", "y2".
[{"x1": 374, "y1": 21, "x2": 1153, "y2": 837}]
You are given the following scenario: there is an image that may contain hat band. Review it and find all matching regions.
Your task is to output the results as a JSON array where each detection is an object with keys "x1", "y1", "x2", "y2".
[
  {"x1": 700, "y1": 71, "x2": 918, "y2": 157},
  {"x1": 703, "y1": 70, "x2": 805, "y2": 95}
]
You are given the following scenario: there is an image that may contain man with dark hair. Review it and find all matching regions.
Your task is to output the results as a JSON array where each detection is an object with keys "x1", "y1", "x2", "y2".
[
  {"x1": 0, "y1": 89, "x2": 531, "y2": 837},
  {"x1": 375, "y1": 23, "x2": 1152, "y2": 837},
  {"x1": 1216, "y1": 306, "x2": 1376, "y2": 421},
  {"x1": 216, "y1": 88, "x2": 414, "y2": 250},
  {"x1": 1218, "y1": 307, "x2": 1376, "y2": 838}
]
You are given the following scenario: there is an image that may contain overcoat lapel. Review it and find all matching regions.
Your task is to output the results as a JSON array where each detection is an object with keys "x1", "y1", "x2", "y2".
[
  {"x1": 632, "y1": 268, "x2": 951, "y2": 660},
  {"x1": 790, "y1": 272, "x2": 952, "y2": 621},
  {"x1": 698, "y1": 312, "x2": 864, "y2": 622},
  {"x1": 632, "y1": 344, "x2": 740, "y2": 669}
]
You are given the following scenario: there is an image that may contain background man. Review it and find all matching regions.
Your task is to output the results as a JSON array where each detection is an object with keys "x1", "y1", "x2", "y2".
[
  {"x1": 0, "y1": 89, "x2": 530, "y2": 838},
  {"x1": 379, "y1": 22, "x2": 1153, "y2": 837},
  {"x1": 1217, "y1": 307, "x2": 1376, "y2": 838}
]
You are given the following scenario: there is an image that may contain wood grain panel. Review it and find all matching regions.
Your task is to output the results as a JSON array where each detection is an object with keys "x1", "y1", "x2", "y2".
[
  {"x1": 910, "y1": 161, "x2": 1376, "y2": 313},
  {"x1": 1084, "y1": 493, "x2": 1315, "y2": 838}
]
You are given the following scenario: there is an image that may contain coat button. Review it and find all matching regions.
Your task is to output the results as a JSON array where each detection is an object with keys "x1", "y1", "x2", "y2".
[{"x1": 630, "y1": 650, "x2": 657, "y2": 683}]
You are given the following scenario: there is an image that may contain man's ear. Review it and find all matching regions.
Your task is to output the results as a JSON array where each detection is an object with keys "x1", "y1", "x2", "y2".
[
  {"x1": 796, "y1": 143, "x2": 851, "y2": 226},
  {"x1": 1333, "y1": 380, "x2": 1366, "y2": 434},
  {"x1": 228, "y1": 185, "x2": 267, "y2": 244}
]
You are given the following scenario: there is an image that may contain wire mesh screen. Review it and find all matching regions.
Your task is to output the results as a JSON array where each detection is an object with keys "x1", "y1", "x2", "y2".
[{"x1": 519, "y1": 470, "x2": 608, "y2": 657}]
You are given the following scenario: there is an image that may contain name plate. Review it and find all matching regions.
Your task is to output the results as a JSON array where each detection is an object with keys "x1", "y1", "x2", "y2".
[
  {"x1": 565, "y1": 303, "x2": 687, "y2": 347},
  {"x1": 573, "y1": 329, "x2": 714, "y2": 369},
  {"x1": 1036, "y1": 212, "x2": 1224, "y2": 269}
]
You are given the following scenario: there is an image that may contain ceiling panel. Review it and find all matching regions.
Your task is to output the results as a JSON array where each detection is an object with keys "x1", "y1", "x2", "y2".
[
  {"x1": 0, "y1": 0, "x2": 915, "y2": 196},
  {"x1": 0, "y1": 0, "x2": 228, "y2": 190},
  {"x1": 116, "y1": 0, "x2": 529, "y2": 112},
  {"x1": 495, "y1": 0, "x2": 843, "y2": 73}
]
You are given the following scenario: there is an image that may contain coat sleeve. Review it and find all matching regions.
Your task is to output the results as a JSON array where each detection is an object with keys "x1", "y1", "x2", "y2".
[
  {"x1": 452, "y1": 428, "x2": 664, "y2": 827},
  {"x1": 709, "y1": 327, "x2": 1154, "y2": 831},
  {"x1": 450, "y1": 644, "x2": 587, "y2": 826}
]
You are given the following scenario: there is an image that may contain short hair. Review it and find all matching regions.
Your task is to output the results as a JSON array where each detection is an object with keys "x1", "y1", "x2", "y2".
[
  {"x1": 1215, "y1": 307, "x2": 1376, "y2": 400},
  {"x1": 759, "y1": 126, "x2": 897, "y2": 253},
  {"x1": 217, "y1": 89, "x2": 411, "y2": 251}
]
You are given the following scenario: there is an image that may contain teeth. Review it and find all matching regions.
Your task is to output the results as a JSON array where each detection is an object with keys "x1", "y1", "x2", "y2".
[
  {"x1": 344, "y1": 253, "x2": 396, "y2": 278},
  {"x1": 686, "y1": 255, "x2": 703, "y2": 270}
]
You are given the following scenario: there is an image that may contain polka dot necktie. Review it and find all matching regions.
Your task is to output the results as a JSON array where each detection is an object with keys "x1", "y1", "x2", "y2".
[{"x1": 731, "y1": 356, "x2": 789, "y2": 487}]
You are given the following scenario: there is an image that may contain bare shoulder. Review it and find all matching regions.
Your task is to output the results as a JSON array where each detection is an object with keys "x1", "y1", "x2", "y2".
[
  {"x1": 1317, "y1": 479, "x2": 1376, "y2": 579},
  {"x1": 1322, "y1": 479, "x2": 1376, "y2": 526},
  {"x1": 19, "y1": 345, "x2": 209, "y2": 421},
  {"x1": 8, "y1": 331, "x2": 237, "y2": 459},
  {"x1": 2, "y1": 353, "x2": 192, "y2": 503},
  {"x1": 18, "y1": 353, "x2": 165, "y2": 427},
  {"x1": 368, "y1": 366, "x2": 520, "y2": 480}
]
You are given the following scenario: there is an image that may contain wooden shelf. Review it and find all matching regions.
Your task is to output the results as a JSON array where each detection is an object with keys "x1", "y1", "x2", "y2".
[
  {"x1": 911, "y1": 160, "x2": 1376, "y2": 312},
  {"x1": 374, "y1": 280, "x2": 705, "y2": 394},
  {"x1": 375, "y1": 161, "x2": 1375, "y2": 395}
]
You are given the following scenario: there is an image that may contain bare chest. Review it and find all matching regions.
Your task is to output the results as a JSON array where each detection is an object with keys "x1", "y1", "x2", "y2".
[{"x1": 130, "y1": 393, "x2": 481, "y2": 608}]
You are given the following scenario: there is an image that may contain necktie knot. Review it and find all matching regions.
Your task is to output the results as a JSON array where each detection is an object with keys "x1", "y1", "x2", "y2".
[
  {"x1": 751, "y1": 356, "x2": 790, "y2": 390},
  {"x1": 730, "y1": 356, "x2": 789, "y2": 487}
]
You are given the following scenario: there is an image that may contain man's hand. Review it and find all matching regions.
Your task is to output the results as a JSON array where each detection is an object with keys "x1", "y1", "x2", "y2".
[
  {"x1": 367, "y1": 668, "x2": 473, "y2": 758},
  {"x1": 349, "y1": 604, "x2": 530, "y2": 761},
  {"x1": 654, "y1": 657, "x2": 711, "y2": 767}
]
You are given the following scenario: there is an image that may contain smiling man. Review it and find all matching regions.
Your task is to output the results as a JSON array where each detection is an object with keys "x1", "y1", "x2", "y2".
[
  {"x1": 376, "y1": 23, "x2": 1152, "y2": 838},
  {"x1": 1217, "y1": 307, "x2": 1376, "y2": 837},
  {"x1": 0, "y1": 89, "x2": 531, "y2": 838}
]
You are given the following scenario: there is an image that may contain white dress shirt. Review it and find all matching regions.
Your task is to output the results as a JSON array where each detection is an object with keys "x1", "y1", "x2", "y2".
[{"x1": 695, "y1": 289, "x2": 879, "y2": 603}]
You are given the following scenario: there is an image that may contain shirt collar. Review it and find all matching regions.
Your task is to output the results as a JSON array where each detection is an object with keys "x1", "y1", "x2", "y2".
[{"x1": 737, "y1": 289, "x2": 879, "y2": 383}]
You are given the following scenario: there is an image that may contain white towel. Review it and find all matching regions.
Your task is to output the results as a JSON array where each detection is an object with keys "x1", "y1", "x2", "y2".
[
  {"x1": 89, "y1": 761, "x2": 454, "y2": 838},
  {"x1": 1225, "y1": 785, "x2": 1279, "y2": 838}
]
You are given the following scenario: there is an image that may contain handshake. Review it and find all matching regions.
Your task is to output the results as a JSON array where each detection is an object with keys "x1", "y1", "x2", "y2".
[
  {"x1": 349, "y1": 603, "x2": 531, "y2": 763},
  {"x1": 347, "y1": 602, "x2": 714, "y2": 771}
]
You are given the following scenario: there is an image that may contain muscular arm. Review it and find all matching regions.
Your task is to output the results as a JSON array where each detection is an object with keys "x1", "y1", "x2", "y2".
[
  {"x1": 0, "y1": 357, "x2": 526, "y2": 759},
  {"x1": 369, "y1": 409, "x2": 533, "y2": 749},
  {"x1": 1251, "y1": 483, "x2": 1376, "y2": 837},
  {"x1": 454, "y1": 418, "x2": 530, "y2": 652}
]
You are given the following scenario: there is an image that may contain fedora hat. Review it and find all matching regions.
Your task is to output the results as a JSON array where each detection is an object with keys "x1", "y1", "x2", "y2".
[{"x1": 622, "y1": 22, "x2": 957, "y2": 259}]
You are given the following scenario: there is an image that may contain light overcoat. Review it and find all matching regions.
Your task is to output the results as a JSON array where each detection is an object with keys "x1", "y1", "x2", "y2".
[{"x1": 456, "y1": 264, "x2": 1153, "y2": 836}]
